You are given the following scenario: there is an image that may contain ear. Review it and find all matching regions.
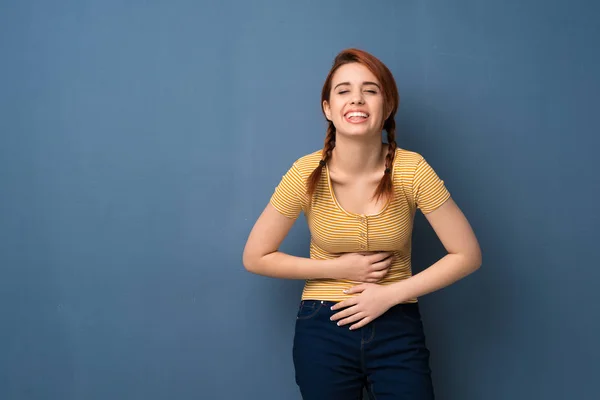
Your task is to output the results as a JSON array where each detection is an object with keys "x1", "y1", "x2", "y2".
[
  {"x1": 385, "y1": 105, "x2": 393, "y2": 121},
  {"x1": 323, "y1": 100, "x2": 332, "y2": 121}
]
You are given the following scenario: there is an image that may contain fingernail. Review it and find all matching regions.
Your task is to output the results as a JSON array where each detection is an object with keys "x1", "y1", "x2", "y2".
[{"x1": 343, "y1": 290, "x2": 348, "y2": 293}]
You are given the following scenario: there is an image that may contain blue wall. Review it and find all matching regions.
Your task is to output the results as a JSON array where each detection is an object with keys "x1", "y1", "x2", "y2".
[{"x1": 1, "y1": 1, "x2": 598, "y2": 399}]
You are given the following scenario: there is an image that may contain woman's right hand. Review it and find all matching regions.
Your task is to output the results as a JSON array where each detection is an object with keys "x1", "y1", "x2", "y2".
[{"x1": 333, "y1": 252, "x2": 395, "y2": 283}]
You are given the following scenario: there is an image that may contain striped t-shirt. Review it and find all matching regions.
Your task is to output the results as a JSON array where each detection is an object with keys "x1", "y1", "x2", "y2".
[{"x1": 270, "y1": 147, "x2": 451, "y2": 302}]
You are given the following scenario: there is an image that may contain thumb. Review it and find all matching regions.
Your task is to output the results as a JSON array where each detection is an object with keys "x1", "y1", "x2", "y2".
[{"x1": 343, "y1": 284, "x2": 366, "y2": 294}]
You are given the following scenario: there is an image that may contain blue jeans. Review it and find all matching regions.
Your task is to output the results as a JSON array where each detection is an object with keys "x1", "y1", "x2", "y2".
[{"x1": 293, "y1": 300, "x2": 435, "y2": 399}]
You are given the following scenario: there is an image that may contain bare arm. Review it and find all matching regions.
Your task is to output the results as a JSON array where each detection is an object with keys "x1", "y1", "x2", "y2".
[
  {"x1": 388, "y1": 197, "x2": 482, "y2": 303},
  {"x1": 242, "y1": 203, "x2": 340, "y2": 279},
  {"x1": 243, "y1": 203, "x2": 394, "y2": 281},
  {"x1": 329, "y1": 197, "x2": 481, "y2": 330}
]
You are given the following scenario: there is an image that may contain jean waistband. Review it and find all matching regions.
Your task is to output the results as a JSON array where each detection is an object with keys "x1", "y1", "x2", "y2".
[
  {"x1": 300, "y1": 299, "x2": 419, "y2": 310},
  {"x1": 300, "y1": 300, "x2": 338, "y2": 307}
]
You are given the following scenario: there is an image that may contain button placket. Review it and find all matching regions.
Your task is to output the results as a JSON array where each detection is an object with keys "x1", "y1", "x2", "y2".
[{"x1": 358, "y1": 215, "x2": 368, "y2": 250}]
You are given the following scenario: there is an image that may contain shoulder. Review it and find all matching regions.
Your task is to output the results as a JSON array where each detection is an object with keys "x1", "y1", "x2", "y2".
[
  {"x1": 393, "y1": 147, "x2": 426, "y2": 171},
  {"x1": 289, "y1": 149, "x2": 322, "y2": 178}
]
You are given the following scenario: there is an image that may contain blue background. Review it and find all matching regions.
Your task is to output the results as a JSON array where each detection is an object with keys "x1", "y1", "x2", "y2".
[{"x1": 1, "y1": 0, "x2": 598, "y2": 399}]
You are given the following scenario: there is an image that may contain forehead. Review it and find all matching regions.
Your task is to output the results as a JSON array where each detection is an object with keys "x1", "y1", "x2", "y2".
[{"x1": 331, "y1": 63, "x2": 379, "y2": 85}]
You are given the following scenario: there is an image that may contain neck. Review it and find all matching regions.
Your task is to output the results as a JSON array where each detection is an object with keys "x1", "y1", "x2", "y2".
[{"x1": 330, "y1": 134, "x2": 387, "y2": 175}]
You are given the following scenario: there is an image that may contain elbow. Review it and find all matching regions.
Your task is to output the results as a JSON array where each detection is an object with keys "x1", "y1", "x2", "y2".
[
  {"x1": 472, "y1": 259, "x2": 482, "y2": 273},
  {"x1": 470, "y1": 246, "x2": 483, "y2": 272},
  {"x1": 455, "y1": 246, "x2": 482, "y2": 275},
  {"x1": 242, "y1": 247, "x2": 264, "y2": 274},
  {"x1": 242, "y1": 250, "x2": 257, "y2": 273}
]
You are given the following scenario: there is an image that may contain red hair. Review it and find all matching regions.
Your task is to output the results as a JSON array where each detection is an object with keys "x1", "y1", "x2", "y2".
[{"x1": 307, "y1": 48, "x2": 400, "y2": 202}]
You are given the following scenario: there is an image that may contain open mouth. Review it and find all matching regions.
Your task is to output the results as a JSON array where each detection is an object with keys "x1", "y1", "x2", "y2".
[{"x1": 344, "y1": 111, "x2": 369, "y2": 123}]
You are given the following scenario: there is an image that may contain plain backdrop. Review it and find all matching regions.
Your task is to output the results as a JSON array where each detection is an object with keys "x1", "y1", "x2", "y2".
[{"x1": 1, "y1": 0, "x2": 599, "y2": 399}]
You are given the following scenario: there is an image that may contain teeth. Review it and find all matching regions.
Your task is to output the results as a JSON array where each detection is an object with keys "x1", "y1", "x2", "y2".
[{"x1": 346, "y1": 112, "x2": 368, "y2": 118}]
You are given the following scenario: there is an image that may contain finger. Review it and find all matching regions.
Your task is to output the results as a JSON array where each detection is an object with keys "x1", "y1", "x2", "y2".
[
  {"x1": 369, "y1": 251, "x2": 393, "y2": 262},
  {"x1": 330, "y1": 296, "x2": 359, "y2": 311},
  {"x1": 350, "y1": 316, "x2": 372, "y2": 330},
  {"x1": 343, "y1": 284, "x2": 367, "y2": 295},
  {"x1": 370, "y1": 259, "x2": 392, "y2": 272},
  {"x1": 369, "y1": 271, "x2": 387, "y2": 282},
  {"x1": 330, "y1": 305, "x2": 359, "y2": 322},
  {"x1": 337, "y1": 312, "x2": 366, "y2": 327},
  {"x1": 371, "y1": 254, "x2": 395, "y2": 266},
  {"x1": 358, "y1": 251, "x2": 377, "y2": 256},
  {"x1": 366, "y1": 268, "x2": 387, "y2": 279}
]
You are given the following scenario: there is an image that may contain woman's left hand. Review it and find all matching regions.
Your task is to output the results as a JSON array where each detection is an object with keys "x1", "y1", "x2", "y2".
[{"x1": 330, "y1": 283, "x2": 397, "y2": 330}]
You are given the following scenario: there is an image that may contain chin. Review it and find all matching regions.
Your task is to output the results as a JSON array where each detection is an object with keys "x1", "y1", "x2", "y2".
[{"x1": 337, "y1": 125, "x2": 379, "y2": 138}]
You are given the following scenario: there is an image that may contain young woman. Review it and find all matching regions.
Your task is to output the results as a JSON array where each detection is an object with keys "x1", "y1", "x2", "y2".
[{"x1": 243, "y1": 48, "x2": 482, "y2": 399}]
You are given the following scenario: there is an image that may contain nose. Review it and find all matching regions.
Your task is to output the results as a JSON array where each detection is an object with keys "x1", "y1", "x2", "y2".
[{"x1": 350, "y1": 90, "x2": 365, "y2": 105}]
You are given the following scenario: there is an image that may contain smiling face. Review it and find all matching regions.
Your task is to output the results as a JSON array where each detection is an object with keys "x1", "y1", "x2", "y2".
[{"x1": 322, "y1": 62, "x2": 388, "y2": 138}]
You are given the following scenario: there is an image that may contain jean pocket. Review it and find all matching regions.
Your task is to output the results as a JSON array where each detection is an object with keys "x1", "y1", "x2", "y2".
[{"x1": 296, "y1": 300, "x2": 323, "y2": 320}]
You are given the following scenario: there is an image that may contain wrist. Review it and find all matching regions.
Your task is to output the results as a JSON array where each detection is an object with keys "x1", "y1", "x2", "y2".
[
  {"x1": 386, "y1": 280, "x2": 411, "y2": 305},
  {"x1": 322, "y1": 258, "x2": 342, "y2": 280}
]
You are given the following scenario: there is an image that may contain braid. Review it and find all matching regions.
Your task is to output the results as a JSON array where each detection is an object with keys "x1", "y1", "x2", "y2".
[
  {"x1": 308, "y1": 119, "x2": 396, "y2": 202},
  {"x1": 307, "y1": 122, "x2": 336, "y2": 198},
  {"x1": 324, "y1": 123, "x2": 336, "y2": 161},
  {"x1": 384, "y1": 118, "x2": 397, "y2": 170},
  {"x1": 373, "y1": 118, "x2": 397, "y2": 201}
]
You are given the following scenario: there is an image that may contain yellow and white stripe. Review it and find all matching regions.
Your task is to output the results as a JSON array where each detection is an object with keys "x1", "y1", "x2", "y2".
[{"x1": 270, "y1": 148, "x2": 450, "y2": 302}]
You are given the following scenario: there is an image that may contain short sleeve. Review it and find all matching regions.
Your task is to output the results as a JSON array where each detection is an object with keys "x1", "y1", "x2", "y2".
[
  {"x1": 413, "y1": 158, "x2": 451, "y2": 214},
  {"x1": 269, "y1": 163, "x2": 306, "y2": 219}
]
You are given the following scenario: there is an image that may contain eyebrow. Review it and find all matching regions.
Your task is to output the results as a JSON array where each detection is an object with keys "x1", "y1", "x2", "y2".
[{"x1": 333, "y1": 81, "x2": 381, "y2": 90}]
